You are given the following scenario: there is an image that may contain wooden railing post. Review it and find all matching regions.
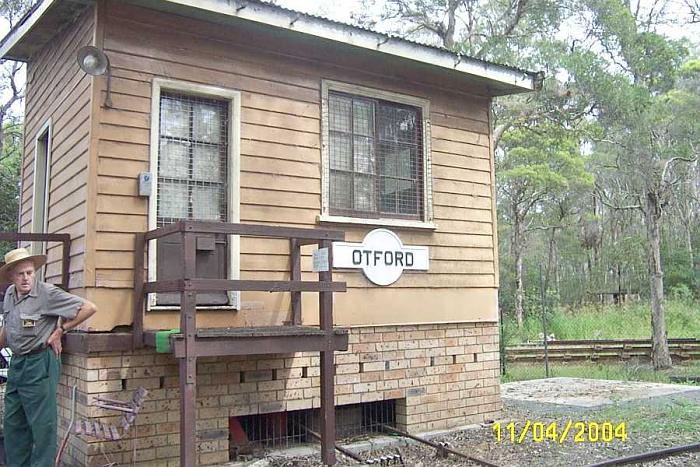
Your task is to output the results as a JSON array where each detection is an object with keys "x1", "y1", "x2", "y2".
[
  {"x1": 318, "y1": 239, "x2": 336, "y2": 466},
  {"x1": 132, "y1": 233, "x2": 145, "y2": 349},
  {"x1": 180, "y1": 228, "x2": 197, "y2": 467},
  {"x1": 60, "y1": 235, "x2": 71, "y2": 290},
  {"x1": 290, "y1": 238, "x2": 302, "y2": 325}
]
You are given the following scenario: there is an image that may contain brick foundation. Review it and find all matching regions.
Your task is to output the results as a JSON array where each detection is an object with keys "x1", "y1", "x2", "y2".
[{"x1": 57, "y1": 322, "x2": 500, "y2": 466}]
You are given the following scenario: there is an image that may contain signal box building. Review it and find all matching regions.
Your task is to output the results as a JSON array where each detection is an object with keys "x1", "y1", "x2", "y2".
[{"x1": 0, "y1": 0, "x2": 539, "y2": 465}]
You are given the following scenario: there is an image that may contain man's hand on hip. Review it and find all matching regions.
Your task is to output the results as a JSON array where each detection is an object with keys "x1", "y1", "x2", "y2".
[{"x1": 47, "y1": 328, "x2": 63, "y2": 355}]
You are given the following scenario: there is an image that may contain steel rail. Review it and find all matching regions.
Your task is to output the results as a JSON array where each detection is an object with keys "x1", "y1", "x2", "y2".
[
  {"x1": 305, "y1": 428, "x2": 366, "y2": 463},
  {"x1": 587, "y1": 441, "x2": 700, "y2": 466},
  {"x1": 381, "y1": 424, "x2": 500, "y2": 467}
]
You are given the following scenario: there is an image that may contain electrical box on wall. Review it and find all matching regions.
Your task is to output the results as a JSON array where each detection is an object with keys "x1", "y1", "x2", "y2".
[{"x1": 138, "y1": 172, "x2": 152, "y2": 197}]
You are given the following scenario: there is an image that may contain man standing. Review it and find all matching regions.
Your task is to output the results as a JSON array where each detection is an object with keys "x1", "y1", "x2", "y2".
[{"x1": 0, "y1": 247, "x2": 97, "y2": 467}]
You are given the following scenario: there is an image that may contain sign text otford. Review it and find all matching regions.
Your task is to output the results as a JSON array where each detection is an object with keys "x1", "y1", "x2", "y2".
[{"x1": 333, "y1": 229, "x2": 429, "y2": 285}]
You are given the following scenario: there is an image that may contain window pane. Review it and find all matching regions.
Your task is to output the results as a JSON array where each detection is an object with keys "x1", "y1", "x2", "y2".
[
  {"x1": 330, "y1": 132, "x2": 352, "y2": 171},
  {"x1": 192, "y1": 185, "x2": 223, "y2": 221},
  {"x1": 193, "y1": 102, "x2": 222, "y2": 143},
  {"x1": 397, "y1": 179, "x2": 418, "y2": 214},
  {"x1": 377, "y1": 104, "x2": 419, "y2": 143},
  {"x1": 159, "y1": 140, "x2": 190, "y2": 179},
  {"x1": 330, "y1": 171, "x2": 352, "y2": 209},
  {"x1": 354, "y1": 136, "x2": 374, "y2": 174},
  {"x1": 396, "y1": 108, "x2": 419, "y2": 142},
  {"x1": 193, "y1": 144, "x2": 222, "y2": 182},
  {"x1": 161, "y1": 98, "x2": 189, "y2": 138},
  {"x1": 379, "y1": 145, "x2": 397, "y2": 177},
  {"x1": 329, "y1": 95, "x2": 352, "y2": 132},
  {"x1": 159, "y1": 182, "x2": 189, "y2": 219},
  {"x1": 353, "y1": 99, "x2": 374, "y2": 136},
  {"x1": 380, "y1": 177, "x2": 397, "y2": 213},
  {"x1": 354, "y1": 175, "x2": 375, "y2": 212},
  {"x1": 396, "y1": 146, "x2": 414, "y2": 179}
]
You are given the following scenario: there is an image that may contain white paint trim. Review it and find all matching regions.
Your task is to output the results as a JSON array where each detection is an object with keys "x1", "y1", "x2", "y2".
[
  {"x1": 138, "y1": 0, "x2": 538, "y2": 92},
  {"x1": 320, "y1": 79, "x2": 434, "y2": 227},
  {"x1": 0, "y1": 0, "x2": 56, "y2": 60},
  {"x1": 318, "y1": 214, "x2": 436, "y2": 231},
  {"x1": 148, "y1": 78, "x2": 241, "y2": 309},
  {"x1": 31, "y1": 119, "x2": 52, "y2": 257}
]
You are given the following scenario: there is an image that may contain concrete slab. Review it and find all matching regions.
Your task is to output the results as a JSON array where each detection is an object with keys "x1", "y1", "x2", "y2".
[{"x1": 502, "y1": 377, "x2": 700, "y2": 409}]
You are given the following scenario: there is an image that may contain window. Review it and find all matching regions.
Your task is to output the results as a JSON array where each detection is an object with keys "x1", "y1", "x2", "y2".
[
  {"x1": 149, "y1": 80, "x2": 241, "y2": 308},
  {"x1": 321, "y1": 81, "x2": 434, "y2": 228},
  {"x1": 32, "y1": 121, "x2": 51, "y2": 263},
  {"x1": 157, "y1": 92, "x2": 229, "y2": 226}
]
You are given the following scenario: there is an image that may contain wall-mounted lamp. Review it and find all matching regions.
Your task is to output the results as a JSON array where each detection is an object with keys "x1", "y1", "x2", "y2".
[{"x1": 77, "y1": 46, "x2": 113, "y2": 108}]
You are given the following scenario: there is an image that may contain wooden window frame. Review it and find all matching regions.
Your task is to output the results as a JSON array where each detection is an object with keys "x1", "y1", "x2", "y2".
[
  {"x1": 320, "y1": 80, "x2": 435, "y2": 230},
  {"x1": 147, "y1": 79, "x2": 241, "y2": 310},
  {"x1": 31, "y1": 119, "x2": 52, "y2": 271}
]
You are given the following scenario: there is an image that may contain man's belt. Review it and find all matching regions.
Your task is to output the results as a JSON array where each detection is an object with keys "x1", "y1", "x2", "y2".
[{"x1": 17, "y1": 346, "x2": 47, "y2": 357}]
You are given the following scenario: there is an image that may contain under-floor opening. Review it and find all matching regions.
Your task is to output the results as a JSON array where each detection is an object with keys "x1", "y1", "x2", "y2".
[{"x1": 229, "y1": 399, "x2": 397, "y2": 460}]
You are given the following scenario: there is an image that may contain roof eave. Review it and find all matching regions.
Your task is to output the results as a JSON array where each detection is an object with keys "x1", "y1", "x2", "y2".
[
  {"x1": 0, "y1": 0, "x2": 58, "y2": 62},
  {"x1": 1, "y1": 0, "x2": 542, "y2": 95},
  {"x1": 128, "y1": 0, "x2": 542, "y2": 95}
]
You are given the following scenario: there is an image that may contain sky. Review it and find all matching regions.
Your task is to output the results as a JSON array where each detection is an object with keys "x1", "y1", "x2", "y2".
[{"x1": 276, "y1": 0, "x2": 700, "y2": 43}]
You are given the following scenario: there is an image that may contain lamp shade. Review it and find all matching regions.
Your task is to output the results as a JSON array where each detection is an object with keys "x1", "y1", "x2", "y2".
[{"x1": 77, "y1": 46, "x2": 109, "y2": 76}]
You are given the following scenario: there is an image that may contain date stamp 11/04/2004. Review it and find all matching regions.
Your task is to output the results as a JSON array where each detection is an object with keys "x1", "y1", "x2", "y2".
[{"x1": 492, "y1": 421, "x2": 628, "y2": 444}]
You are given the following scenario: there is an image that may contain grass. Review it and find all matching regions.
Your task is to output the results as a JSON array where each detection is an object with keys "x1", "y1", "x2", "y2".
[
  {"x1": 502, "y1": 361, "x2": 700, "y2": 385},
  {"x1": 503, "y1": 299, "x2": 700, "y2": 345},
  {"x1": 596, "y1": 399, "x2": 700, "y2": 435}
]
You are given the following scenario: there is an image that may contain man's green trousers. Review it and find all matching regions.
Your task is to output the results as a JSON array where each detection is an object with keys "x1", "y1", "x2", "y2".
[{"x1": 3, "y1": 348, "x2": 60, "y2": 467}]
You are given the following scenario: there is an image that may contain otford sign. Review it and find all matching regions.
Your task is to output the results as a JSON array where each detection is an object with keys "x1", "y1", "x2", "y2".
[{"x1": 333, "y1": 229, "x2": 429, "y2": 285}]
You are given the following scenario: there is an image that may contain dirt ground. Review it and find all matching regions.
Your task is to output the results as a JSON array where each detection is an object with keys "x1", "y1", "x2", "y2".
[{"x1": 247, "y1": 379, "x2": 700, "y2": 467}]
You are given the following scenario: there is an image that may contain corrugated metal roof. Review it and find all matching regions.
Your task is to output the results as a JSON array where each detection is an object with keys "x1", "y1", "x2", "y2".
[{"x1": 0, "y1": 0, "x2": 542, "y2": 95}]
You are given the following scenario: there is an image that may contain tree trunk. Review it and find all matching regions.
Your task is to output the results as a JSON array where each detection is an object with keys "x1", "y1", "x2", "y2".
[
  {"x1": 685, "y1": 224, "x2": 695, "y2": 271},
  {"x1": 512, "y1": 209, "x2": 525, "y2": 328},
  {"x1": 644, "y1": 193, "x2": 672, "y2": 370}
]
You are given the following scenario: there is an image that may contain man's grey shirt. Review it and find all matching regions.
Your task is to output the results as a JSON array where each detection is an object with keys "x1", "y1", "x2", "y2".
[{"x1": 1, "y1": 281, "x2": 84, "y2": 355}]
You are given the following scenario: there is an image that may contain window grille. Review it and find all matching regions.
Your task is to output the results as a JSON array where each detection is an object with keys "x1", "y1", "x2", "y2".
[
  {"x1": 328, "y1": 91, "x2": 424, "y2": 220},
  {"x1": 155, "y1": 91, "x2": 230, "y2": 306},
  {"x1": 157, "y1": 92, "x2": 229, "y2": 226}
]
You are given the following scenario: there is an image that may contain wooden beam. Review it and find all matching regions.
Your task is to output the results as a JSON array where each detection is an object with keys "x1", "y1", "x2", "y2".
[
  {"x1": 318, "y1": 239, "x2": 336, "y2": 466},
  {"x1": 169, "y1": 333, "x2": 349, "y2": 358},
  {"x1": 142, "y1": 279, "x2": 346, "y2": 294},
  {"x1": 290, "y1": 238, "x2": 301, "y2": 325},
  {"x1": 132, "y1": 233, "x2": 145, "y2": 348},
  {"x1": 179, "y1": 232, "x2": 197, "y2": 467}
]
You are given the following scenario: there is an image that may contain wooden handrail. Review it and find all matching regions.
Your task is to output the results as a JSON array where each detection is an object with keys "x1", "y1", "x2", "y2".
[
  {"x1": 133, "y1": 221, "x2": 346, "y2": 467},
  {"x1": 133, "y1": 221, "x2": 346, "y2": 347},
  {"x1": 142, "y1": 279, "x2": 346, "y2": 294},
  {"x1": 143, "y1": 220, "x2": 345, "y2": 242}
]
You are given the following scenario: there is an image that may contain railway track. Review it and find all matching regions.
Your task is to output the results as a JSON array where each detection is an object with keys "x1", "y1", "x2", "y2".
[{"x1": 505, "y1": 338, "x2": 700, "y2": 363}]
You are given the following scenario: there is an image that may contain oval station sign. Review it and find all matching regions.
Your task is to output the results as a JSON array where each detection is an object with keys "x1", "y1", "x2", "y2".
[{"x1": 332, "y1": 229, "x2": 429, "y2": 285}]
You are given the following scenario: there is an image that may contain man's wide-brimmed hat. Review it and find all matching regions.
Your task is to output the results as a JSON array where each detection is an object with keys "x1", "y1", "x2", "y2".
[{"x1": 0, "y1": 248, "x2": 47, "y2": 283}]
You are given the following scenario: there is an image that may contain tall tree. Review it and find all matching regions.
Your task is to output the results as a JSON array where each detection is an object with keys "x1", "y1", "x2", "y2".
[
  {"x1": 498, "y1": 123, "x2": 592, "y2": 326},
  {"x1": 581, "y1": 0, "x2": 699, "y2": 368},
  {"x1": 0, "y1": 0, "x2": 36, "y2": 254}
]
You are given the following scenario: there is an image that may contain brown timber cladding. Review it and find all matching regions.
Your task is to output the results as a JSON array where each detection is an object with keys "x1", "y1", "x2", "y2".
[
  {"x1": 19, "y1": 7, "x2": 95, "y2": 292},
  {"x1": 58, "y1": 322, "x2": 501, "y2": 466},
  {"x1": 80, "y1": 2, "x2": 497, "y2": 330}
]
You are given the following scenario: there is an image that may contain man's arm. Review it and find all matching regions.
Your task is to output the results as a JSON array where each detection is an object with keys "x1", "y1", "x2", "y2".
[
  {"x1": 0, "y1": 327, "x2": 6, "y2": 348},
  {"x1": 47, "y1": 300, "x2": 98, "y2": 354}
]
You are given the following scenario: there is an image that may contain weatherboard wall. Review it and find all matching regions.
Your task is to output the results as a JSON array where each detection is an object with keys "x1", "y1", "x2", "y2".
[
  {"x1": 20, "y1": 0, "x2": 499, "y2": 331},
  {"x1": 18, "y1": 6, "x2": 95, "y2": 294}
]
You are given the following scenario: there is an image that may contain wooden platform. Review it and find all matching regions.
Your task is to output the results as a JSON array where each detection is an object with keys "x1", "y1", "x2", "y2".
[{"x1": 143, "y1": 326, "x2": 349, "y2": 358}]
